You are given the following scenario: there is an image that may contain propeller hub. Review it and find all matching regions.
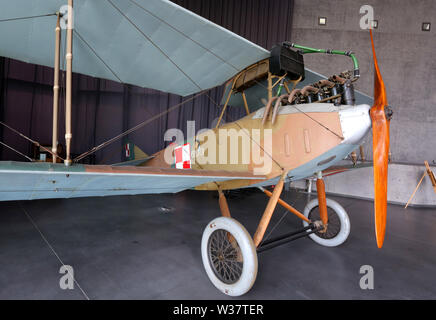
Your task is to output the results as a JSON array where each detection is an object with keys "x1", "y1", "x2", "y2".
[{"x1": 384, "y1": 106, "x2": 393, "y2": 120}]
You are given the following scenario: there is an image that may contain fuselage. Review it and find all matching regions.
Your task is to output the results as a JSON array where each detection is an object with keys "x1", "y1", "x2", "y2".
[{"x1": 146, "y1": 102, "x2": 372, "y2": 190}]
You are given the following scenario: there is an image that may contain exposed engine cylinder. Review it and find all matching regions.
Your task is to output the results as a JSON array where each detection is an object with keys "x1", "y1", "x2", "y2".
[{"x1": 286, "y1": 70, "x2": 357, "y2": 106}]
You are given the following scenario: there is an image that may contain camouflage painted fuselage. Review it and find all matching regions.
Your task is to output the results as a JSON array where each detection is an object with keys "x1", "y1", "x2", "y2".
[{"x1": 145, "y1": 102, "x2": 372, "y2": 190}]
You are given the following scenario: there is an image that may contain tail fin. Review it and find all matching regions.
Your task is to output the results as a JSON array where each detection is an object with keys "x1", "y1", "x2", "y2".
[
  {"x1": 112, "y1": 142, "x2": 153, "y2": 167},
  {"x1": 125, "y1": 142, "x2": 148, "y2": 161}
]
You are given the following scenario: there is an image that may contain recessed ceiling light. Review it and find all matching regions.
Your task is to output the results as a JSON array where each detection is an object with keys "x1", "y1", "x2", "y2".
[
  {"x1": 422, "y1": 22, "x2": 431, "y2": 31},
  {"x1": 318, "y1": 17, "x2": 327, "y2": 26},
  {"x1": 371, "y1": 20, "x2": 378, "y2": 29}
]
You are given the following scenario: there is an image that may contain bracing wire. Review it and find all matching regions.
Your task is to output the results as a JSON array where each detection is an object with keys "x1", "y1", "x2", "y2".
[
  {"x1": 70, "y1": 0, "x2": 283, "y2": 171},
  {"x1": 0, "y1": 13, "x2": 56, "y2": 23},
  {"x1": 0, "y1": 121, "x2": 65, "y2": 161},
  {"x1": 73, "y1": 91, "x2": 206, "y2": 162},
  {"x1": 0, "y1": 141, "x2": 33, "y2": 162}
]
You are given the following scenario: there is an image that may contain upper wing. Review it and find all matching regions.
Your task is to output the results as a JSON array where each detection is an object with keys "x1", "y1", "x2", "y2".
[
  {"x1": 0, "y1": 161, "x2": 265, "y2": 201},
  {"x1": 0, "y1": 0, "x2": 269, "y2": 96}
]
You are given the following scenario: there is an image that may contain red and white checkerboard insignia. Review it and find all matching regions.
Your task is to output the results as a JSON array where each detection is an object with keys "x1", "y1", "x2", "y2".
[
  {"x1": 174, "y1": 143, "x2": 191, "y2": 169},
  {"x1": 125, "y1": 143, "x2": 130, "y2": 158}
]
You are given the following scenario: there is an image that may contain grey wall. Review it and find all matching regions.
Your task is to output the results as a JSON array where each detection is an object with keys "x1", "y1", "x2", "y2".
[{"x1": 291, "y1": 0, "x2": 436, "y2": 165}]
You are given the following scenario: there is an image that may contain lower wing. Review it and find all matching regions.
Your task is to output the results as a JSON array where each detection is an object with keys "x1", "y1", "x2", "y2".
[{"x1": 0, "y1": 161, "x2": 265, "y2": 201}]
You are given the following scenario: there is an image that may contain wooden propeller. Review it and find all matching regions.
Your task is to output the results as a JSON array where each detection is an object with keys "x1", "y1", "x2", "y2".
[{"x1": 369, "y1": 29, "x2": 391, "y2": 248}]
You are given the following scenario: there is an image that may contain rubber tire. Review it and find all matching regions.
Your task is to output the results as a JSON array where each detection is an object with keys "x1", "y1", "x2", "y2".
[
  {"x1": 302, "y1": 198, "x2": 351, "y2": 247},
  {"x1": 201, "y1": 217, "x2": 258, "y2": 296}
]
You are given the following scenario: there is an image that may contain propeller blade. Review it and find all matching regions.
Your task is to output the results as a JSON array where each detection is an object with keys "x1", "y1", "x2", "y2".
[{"x1": 369, "y1": 29, "x2": 390, "y2": 248}]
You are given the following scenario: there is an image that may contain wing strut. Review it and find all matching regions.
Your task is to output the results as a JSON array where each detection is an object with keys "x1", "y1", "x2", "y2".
[
  {"x1": 52, "y1": 13, "x2": 61, "y2": 163},
  {"x1": 64, "y1": 0, "x2": 74, "y2": 166}
]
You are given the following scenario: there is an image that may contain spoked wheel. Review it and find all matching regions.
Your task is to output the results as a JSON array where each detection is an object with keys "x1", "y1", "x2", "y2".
[
  {"x1": 201, "y1": 217, "x2": 257, "y2": 296},
  {"x1": 208, "y1": 229, "x2": 243, "y2": 284},
  {"x1": 302, "y1": 198, "x2": 351, "y2": 247}
]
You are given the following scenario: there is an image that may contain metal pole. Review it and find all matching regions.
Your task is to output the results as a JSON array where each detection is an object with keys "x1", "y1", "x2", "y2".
[
  {"x1": 64, "y1": 0, "x2": 73, "y2": 166},
  {"x1": 52, "y1": 13, "x2": 61, "y2": 163}
]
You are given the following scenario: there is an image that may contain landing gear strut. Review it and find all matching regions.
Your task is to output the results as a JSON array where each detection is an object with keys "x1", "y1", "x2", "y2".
[
  {"x1": 302, "y1": 197, "x2": 350, "y2": 247},
  {"x1": 201, "y1": 172, "x2": 350, "y2": 296}
]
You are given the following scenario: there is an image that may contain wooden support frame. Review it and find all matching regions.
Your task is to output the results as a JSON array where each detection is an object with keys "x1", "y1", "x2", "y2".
[
  {"x1": 253, "y1": 172, "x2": 287, "y2": 247},
  {"x1": 217, "y1": 189, "x2": 238, "y2": 244},
  {"x1": 280, "y1": 76, "x2": 303, "y2": 95},
  {"x1": 316, "y1": 172, "x2": 328, "y2": 226},
  {"x1": 425, "y1": 161, "x2": 436, "y2": 192},
  {"x1": 218, "y1": 189, "x2": 231, "y2": 218},
  {"x1": 267, "y1": 72, "x2": 273, "y2": 102},
  {"x1": 241, "y1": 91, "x2": 250, "y2": 115},
  {"x1": 405, "y1": 161, "x2": 436, "y2": 208},
  {"x1": 359, "y1": 145, "x2": 365, "y2": 162},
  {"x1": 215, "y1": 79, "x2": 236, "y2": 128},
  {"x1": 271, "y1": 73, "x2": 288, "y2": 89},
  {"x1": 52, "y1": 13, "x2": 61, "y2": 163},
  {"x1": 283, "y1": 82, "x2": 291, "y2": 94},
  {"x1": 405, "y1": 172, "x2": 427, "y2": 209},
  {"x1": 64, "y1": 0, "x2": 73, "y2": 166},
  {"x1": 217, "y1": 173, "x2": 316, "y2": 249},
  {"x1": 232, "y1": 59, "x2": 269, "y2": 92},
  {"x1": 260, "y1": 187, "x2": 310, "y2": 223}
]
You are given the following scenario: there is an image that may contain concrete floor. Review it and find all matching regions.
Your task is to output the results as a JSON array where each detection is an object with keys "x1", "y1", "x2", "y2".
[{"x1": 0, "y1": 188, "x2": 435, "y2": 300}]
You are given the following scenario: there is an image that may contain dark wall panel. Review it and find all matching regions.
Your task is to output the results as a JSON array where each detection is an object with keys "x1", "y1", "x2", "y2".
[{"x1": 0, "y1": 0, "x2": 294, "y2": 164}]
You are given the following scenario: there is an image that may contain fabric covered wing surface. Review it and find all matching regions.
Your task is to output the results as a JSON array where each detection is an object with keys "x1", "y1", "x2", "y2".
[
  {"x1": 0, "y1": 0, "x2": 269, "y2": 96},
  {"x1": 0, "y1": 161, "x2": 264, "y2": 201}
]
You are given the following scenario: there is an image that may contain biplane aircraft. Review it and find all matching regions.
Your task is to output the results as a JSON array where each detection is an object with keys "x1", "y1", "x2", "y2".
[{"x1": 0, "y1": 0, "x2": 391, "y2": 296}]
